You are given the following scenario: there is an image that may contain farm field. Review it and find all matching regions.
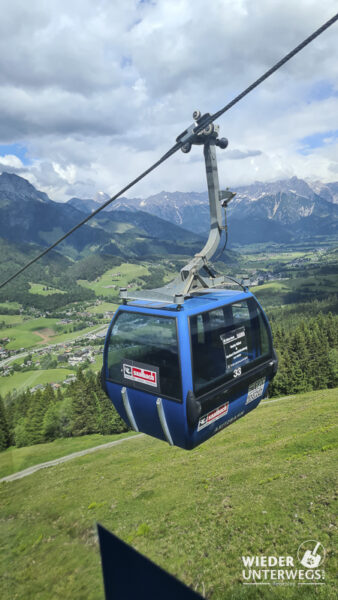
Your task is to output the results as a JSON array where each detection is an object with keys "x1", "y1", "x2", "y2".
[
  {"x1": 252, "y1": 273, "x2": 338, "y2": 307},
  {"x1": 0, "y1": 316, "x2": 107, "y2": 351},
  {"x1": 77, "y1": 262, "x2": 150, "y2": 297},
  {"x1": 0, "y1": 317, "x2": 60, "y2": 350},
  {"x1": 252, "y1": 280, "x2": 288, "y2": 293},
  {"x1": 0, "y1": 432, "x2": 137, "y2": 479},
  {"x1": 28, "y1": 283, "x2": 66, "y2": 296},
  {"x1": 1, "y1": 388, "x2": 337, "y2": 600},
  {"x1": 0, "y1": 367, "x2": 73, "y2": 396},
  {"x1": 0, "y1": 314, "x2": 25, "y2": 326},
  {"x1": 0, "y1": 302, "x2": 21, "y2": 311},
  {"x1": 1, "y1": 353, "x2": 103, "y2": 396},
  {"x1": 242, "y1": 250, "x2": 309, "y2": 269},
  {"x1": 235, "y1": 246, "x2": 337, "y2": 273},
  {"x1": 87, "y1": 302, "x2": 117, "y2": 314},
  {"x1": 43, "y1": 323, "x2": 107, "y2": 346}
]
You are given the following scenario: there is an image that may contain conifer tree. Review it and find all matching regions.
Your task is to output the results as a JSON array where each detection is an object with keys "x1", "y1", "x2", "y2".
[
  {"x1": 0, "y1": 396, "x2": 10, "y2": 451},
  {"x1": 314, "y1": 330, "x2": 332, "y2": 390},
  {"x1": 42, "y1": 402, "x2": 61, "y2": 441},
  {"x1": 25, "y1": 390, "x2": 47, "y2": 445},
  {"x1": 14, "y1": 418, "x2": 29, "y2": 448},
  {"x1": 289, "y1": 329, "x2": 311, "y2": 393},
  {"x1": 70, "y1": 370, "x2": 99, "y2": 436},
  {"x1": 3, "y1": 393, "x2": 16, "y2": 446},
  {"x1": 59, "y1": 396, "x2": 73, "y2": 438}
]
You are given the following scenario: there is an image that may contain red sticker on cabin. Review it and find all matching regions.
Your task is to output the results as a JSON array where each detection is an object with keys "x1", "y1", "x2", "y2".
[
  {"x1": 123, "y1": 363, "x2": 158, "y2": 387},
  {"x1": 197, "y1": 402, "x2": 229, "y2": 431}
]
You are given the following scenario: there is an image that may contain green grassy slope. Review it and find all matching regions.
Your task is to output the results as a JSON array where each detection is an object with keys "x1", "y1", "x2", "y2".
[
  {"x1": 0, "y1": 432, "x2": 138, "y2": 479},
  {"x1": 0, "y1": 368, "x2": 74, "y2": 396},
  {"x1": 28, "y1": 283, "x2": 66, "y2": 296},
  {"x1": 0, "y1": 389, "x2": 337, "y2": 600},
  {"x1": 0, "y1": 317, "x2": 60, "y2": 350},
  {"x1": 0, "y1": 314, "x2": 25, "y2": 325},
  {"x1": 1, "y1": 355, "x2": 103, "y2": 396},
  {"x1": 0, "y1": 317, "x2": 106, "y2": 352},
  {"x1": 252, "y1": 274, "x2": 338, "y2": 307},
  {"x1": 77, "y1": 262, "x2": 150, "y2": 297}
]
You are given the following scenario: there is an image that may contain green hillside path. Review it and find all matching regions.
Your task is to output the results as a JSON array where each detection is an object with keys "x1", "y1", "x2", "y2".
[
  {"x1": 1, "y1": 395, "x2": 295, "y2": 482},
  {"x1": 0, "y1": 388, "x2": 337, "y2": 600},
  {"x1": 0, "y1": 433, "x2": 143, "y2": 483}
]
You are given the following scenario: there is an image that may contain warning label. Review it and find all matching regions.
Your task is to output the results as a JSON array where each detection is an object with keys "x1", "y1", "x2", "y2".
[
  {"x1": 221, "y1": 326, "x2": 248, "y2": 370},
  {"x1": 197, "y1": 402, "x2": 229, "y2": 431},
  {"x1": 246, "y1": 377, "x2": 266, "y2": 404}
]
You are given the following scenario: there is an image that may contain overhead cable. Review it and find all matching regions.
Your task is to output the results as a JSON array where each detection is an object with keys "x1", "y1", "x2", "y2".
[{"x1": 1, "y1": 12, "x2": 337, "y2": 290}]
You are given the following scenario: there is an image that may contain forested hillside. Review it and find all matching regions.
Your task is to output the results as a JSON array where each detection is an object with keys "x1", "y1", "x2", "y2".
[
  {"x1": 0, "y1": 370, "x2": 127, "y2": 451},
  {"x1": 269, "y1": 312, "x2": 337, "y2": 396}
]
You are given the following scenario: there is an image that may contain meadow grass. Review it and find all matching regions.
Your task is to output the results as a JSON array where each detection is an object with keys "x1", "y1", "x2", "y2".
[
  {"x1": 0, "y1": 314, "x2": 25, "y2": 326},
  {"x1": 0, "y1": 317, "x2": 60, "y2": 350},
  {"x1": 252, "y1": 273, "x2": 338, "y2": 306},
  {"x1": 86, "y1": 302, "x2": 117, "y2": 314},
  {"x1": 2, "y1": 346, "x2": 103, "y2": 396},
  {"x1": 0, "y1": 432, "x2": 137, "y2": 479},
  {"x1": 0, "y1": 389, "x2": 337, "y2": 599},
  {"x1": 28, "y1": 283, "x2": 66, "y2": 296},
  {"x1": 86, "y1": 354, "x2": 103, "y2": 373},
  {"x1": 77, "y1": 262, "x2": 150, "y2": 297},
  {"x1": 45, "y1": 324, "x2": 107, "y2": 346},
  {"x1": 0, "y1": 317, "x2": 108, "y2": 351},
  {"x1": 0, "y1": 368, "x2": 73, "y2": 396},
  {"x1": 0, "y1": 302, "x2": 21, "y2": 311},
  {"x1": 251, "y1": 280, "x2": 289, "y2": 293}
]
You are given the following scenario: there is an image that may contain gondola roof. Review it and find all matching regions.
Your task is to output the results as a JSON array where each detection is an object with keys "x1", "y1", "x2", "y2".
[{"x1": 125, "y1": 289, "x2": 252, "y2": 316}]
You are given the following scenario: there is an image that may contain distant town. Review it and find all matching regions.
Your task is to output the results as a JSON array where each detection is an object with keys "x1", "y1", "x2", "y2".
[{"x1": 0, "y1": 298, "x2": 114, "y2": 390}]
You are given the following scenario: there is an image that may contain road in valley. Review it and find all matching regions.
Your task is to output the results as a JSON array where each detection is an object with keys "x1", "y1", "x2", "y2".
[{"x1": 0, "y1": 324, "x2": 108, "y2": 369}]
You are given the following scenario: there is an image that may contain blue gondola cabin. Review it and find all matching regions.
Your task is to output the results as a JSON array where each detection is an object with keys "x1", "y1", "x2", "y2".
[{"x1": 102, "y1": 289, "x2": 277, "y2": 450}]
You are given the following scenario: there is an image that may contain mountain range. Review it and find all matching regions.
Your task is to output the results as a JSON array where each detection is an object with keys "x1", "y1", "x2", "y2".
[
  {"x1": 0, "y1": 173, "x2": 337, "y2": 267},
  {"x1": 0, "y1": 172, "x2": 203, "y2": 262},
  {"x1": 67, "y1": 176, "x2": 338, "y2": 245}
]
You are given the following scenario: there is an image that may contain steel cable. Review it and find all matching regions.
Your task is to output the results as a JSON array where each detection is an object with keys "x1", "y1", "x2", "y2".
[{"x1": 1, "y1": 12, "x2": 337, "y2": 290}]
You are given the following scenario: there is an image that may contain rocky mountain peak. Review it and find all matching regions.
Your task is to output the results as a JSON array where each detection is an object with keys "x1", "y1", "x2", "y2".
[{"x1": 0, "y1": 172, "x2": 50, "y2": 204}]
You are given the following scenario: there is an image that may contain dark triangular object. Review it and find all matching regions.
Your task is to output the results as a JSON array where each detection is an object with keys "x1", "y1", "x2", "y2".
[{"x1": 97, "y1": 523, "x2": 204, "y2": 600}]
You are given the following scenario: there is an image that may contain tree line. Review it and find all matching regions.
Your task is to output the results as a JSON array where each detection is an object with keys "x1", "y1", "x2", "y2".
[
  {"x1": 269, "y1": 311, "x2": 337, "y2": 396},
  {"x1": 0, "y1": 370, "x2": 128, "y2": 451}
]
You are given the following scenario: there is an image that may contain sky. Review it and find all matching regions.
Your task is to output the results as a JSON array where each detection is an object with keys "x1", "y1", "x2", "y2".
[{"x1": 0, "y1": 0, "x2": 337, "y2": 202}]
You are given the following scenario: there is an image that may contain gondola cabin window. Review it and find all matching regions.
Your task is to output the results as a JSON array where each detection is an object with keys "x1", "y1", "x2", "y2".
[
  {"x1": 107, "y1": 312, "x2": 182, "y2": 400},
  {"x1": 190, "y1": 298, "x2": 271, "y2": 395}
]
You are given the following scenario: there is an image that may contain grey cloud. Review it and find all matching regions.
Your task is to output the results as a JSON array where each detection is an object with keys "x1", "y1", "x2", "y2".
[
  {"x1": 0, "y1": 0, "x2": 137, "y2": 94},
  {"x1": 129, "y1": 0, "x2": 338, "y2": 99},
  {"x1": 225, "y1": 149, "x2": 262, "y2": 160},
  {"x1": 64, "y1": 179, "x2": 98, "y2": 198},
  {"x1": 0, "y1": 163, "x2": 26, "y2": 175},
  {"x1": 0, "y1": 0, "x2": 337, "y2": 201},
  {"x1": 30, "y1": 162, "x2": 67, "y2": 187},
  {"x1": 328, "y1": 162, "x2": 338, "y2": 174},
  {"x1": 0, "y1": 86, "x2": 142, "y2": 141}
]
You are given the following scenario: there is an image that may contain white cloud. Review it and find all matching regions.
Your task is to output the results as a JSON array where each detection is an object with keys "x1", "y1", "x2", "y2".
[
  {"x1": 0, "y1": 0, "x2": 337, "y2": 201},
  {"x1": 0, "y1": 154, "x2": 24, "y2": 169}
]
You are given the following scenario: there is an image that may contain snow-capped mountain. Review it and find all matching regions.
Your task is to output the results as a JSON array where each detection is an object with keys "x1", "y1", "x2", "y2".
[{"x1": 67, "y1": 176, "x2": 338, "y2": 244}]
